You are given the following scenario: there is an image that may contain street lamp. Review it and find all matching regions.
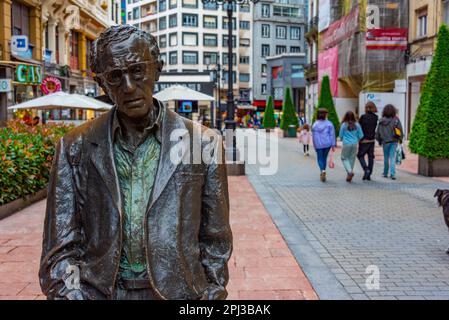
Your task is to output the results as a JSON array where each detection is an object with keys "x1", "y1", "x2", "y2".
[{"x1": 201, "y1": 0, "x2": 259, "y2": 165}]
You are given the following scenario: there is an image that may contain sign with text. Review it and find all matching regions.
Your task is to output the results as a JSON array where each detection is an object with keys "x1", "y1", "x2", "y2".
[
  {"x1": 366, "y1": 28, "x2": 408, "y2": 50},
  {"x1": 318, "y1": 47, "x2": 339, "y2": 97},
  {"x1": 15, "y1": 64, "x2": 42, "y2": 85},
  {"x1": 11, "y1": 35, "x2": 28, "y2": 52},
  {"x1": 320, "y1": 5, "x2": 360, "y2": 51},
  {"x1": 0, "y1": 79, "x2": 12, "y2": 92}
]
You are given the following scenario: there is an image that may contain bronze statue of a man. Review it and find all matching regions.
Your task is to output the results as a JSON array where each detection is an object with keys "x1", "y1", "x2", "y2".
[{"x1": 39, "y1": 25, "x2": 232, "y2": 300}]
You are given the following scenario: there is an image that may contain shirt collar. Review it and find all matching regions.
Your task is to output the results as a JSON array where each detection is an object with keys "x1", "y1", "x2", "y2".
[{"x1": 112, "y1": 98, "x2": 164, "y2": 144}]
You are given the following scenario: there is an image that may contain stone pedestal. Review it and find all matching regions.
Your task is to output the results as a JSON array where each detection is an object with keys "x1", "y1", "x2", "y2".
[{"x1": 418, "y1": 155, "x2": 449, "y2": 177}]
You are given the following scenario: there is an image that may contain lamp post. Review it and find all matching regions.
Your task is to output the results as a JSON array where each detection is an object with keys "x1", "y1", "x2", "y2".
[
  {"x1": 204, "y1": 56, "x2": 215, "y2": 128},
  {"x1": 201, "y1": 0, "x2": 258, "y2": 166}
]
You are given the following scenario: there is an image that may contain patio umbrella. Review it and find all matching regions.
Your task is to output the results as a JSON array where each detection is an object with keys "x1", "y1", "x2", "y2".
[
  {"x1": 8, "y1": 91, "x2": 113, "y2": 111},
  {"x1": 154, "y1": 85, "x2": 214, "y2": 102}
]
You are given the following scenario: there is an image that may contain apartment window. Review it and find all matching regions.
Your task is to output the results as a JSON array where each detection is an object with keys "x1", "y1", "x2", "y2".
[
  {"x1": 444, "y1": 0, "x2": 449, "y2": 25},
  {"x1": 69, "y1": 31, "x2": 79, "y2": 70},
  {"x1": 203, "y1": 2, "x2": 218, "y2": 10},
  {"x1": 240, "y1": 4, "x2": 250, "y2": 12},
  {"x1": 159, "y1": 35, "x2": 167, "y2": 48},
  {"x1": 204, "y1": 52, "x2": 218, "y2": 65},
  {"x1": 273, "y1": 6, "x2": 299, "y2": 18},
  {"x1": 183, "y1": 32, "x2": 198, "y2": 46},
  {"x1": 239, "y1": 73, "x2": 250, "y2": 82},
  {"x1": 223, "y1": 71, "x2": 236, "y2": 84},
  {"x1": 262, "y1": 4, "x2": 270, "y2": 17},
  {"x1": 222, "y1": 17, "x2": 236, "y2": 30},
  {"x1": 291, "y1": 65, "x2": 304, "y2": 78},
  {"x1": 11, "y1": 2, "x2": 29, "y2": 36},
  {"x1": 169, "y1": 51, "x2": 178, "y2": 65},
  {"x1": 261, "y1": 84, "x2": 267, "y2": 95},
  {"x1": 240, "y1": 56, "x2": 250, "y2": 64},
  {"x1": 183, "y1": 51, "x2": 198, "y2": 64},
  {"x1": 239, "y1": 38, "x2": 250, "y2": 47},
  {"x1": 182, "y1": 0, "x2": 197, "y2": 8},
  {"x1": 127, "y1": 12, "x2": 132, "y2": 21},
  {"x1": 159, "y1": 0, "x2": 166, "y2": 12},
  {"x1": 222, "y1": 35, "x2": 236, "y2": 48},
  {"x1": 169, "y1": 33, "x2": 177, "y2": 46},
  {"x1": 239, "y1": 20, "x2": 250, "y2": 30},
  {"x1": 203, "y1": 15, "x2": 217, "y2": 28},
  {"x1": 160, "y1": 53, "x2": 167, "y2": 65},
  {"x1": 290, "y1": 46, "x2": 301, "y2": 53},
  {"x1": 416, "y1": 8, "x2": 428, "y2": 38},
  {"x1": 261, "y1": 44, "x2": 270, "y2": 57},
  {"x1": 165, "y1": 15, "x2": 175, "y2": 28},
  {"x1": 223, "y1": 2, "x2": 236, "y2": 11},
  {"x1": 203, "y1": 34, "x2": 218, "y2": 47},
  {"x1": 276, "y1": 26, "x2": 287, "y2": 39},
  {"x1": 222, "y1": 53, "x2": 237, "y2": 66},
  {"x1": 169, "y1": 0, "x2": 177, "y2": 9},
  {"x1": 183, "y1": 13, "x2": 198, "y2": 27},
  {"x1": 261, "y1": 64, "x2": 267, "y2": 75},
  {"x1": 276, "y1": 45, "x2": 287, "y2": 54},
  {"x1": 261, "y1": 24, "x2": 270, "y2": 38},
  {"x1": 290, "y1": 26, "x2": 300, "y2": 40},
  {"x1": 132, "y1": 7, "x2": 139, "y2": 20},
  {"x1": 159, "y1": 17, "x2": 167, "y2": 30}
]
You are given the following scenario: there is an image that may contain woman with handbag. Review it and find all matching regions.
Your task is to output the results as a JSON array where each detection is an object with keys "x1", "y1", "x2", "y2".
[
  {"x1": 312, "y1": 108, "x2": 336, "y2": 182},
  {"x1": 375, "y1": 104, "x2": 404, "y2": 180}
]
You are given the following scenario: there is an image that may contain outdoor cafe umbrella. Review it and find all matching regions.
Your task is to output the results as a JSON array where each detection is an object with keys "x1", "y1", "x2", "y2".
[
  {"x1": 8, "y1": 91, "x2": 113, "y2": 111},
  {"x1": 153, "y1": 85, "x2": 214, "y2": 102}
]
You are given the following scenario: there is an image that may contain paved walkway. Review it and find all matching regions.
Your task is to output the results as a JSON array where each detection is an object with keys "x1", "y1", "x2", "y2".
[
  {"x1": 0, "y1": 176, "x2": 317, "y2": 300},
  {"x1": 244, "y1": 129, "x2": 449, "y2": 300}
]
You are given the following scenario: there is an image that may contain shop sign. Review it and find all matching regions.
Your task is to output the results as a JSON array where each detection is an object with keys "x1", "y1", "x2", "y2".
[
  {"x1": 0, "y1": 79, "x2": 12, "y2": 92},
  {"x1": 11, "y1": 35, "x2": 28, "y2": 52},
  {"x1": 366, "y1": 28, "x2": 408, "y2": 51},
  {"x1": 41, "y1": 76, "x2": 62, "y2": 95},
  {"x1": 320, "y1": 5, "x2": 360, "y2": 50},
  {"x1": 15, "y1": 64, "x2": 42, "y2": 85}
]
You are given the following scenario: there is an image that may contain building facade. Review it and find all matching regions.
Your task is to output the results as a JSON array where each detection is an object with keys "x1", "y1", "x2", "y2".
[
  {"x1": 0, "y1": 0, "x2": 120, "y2": 124},
  {"x1": 304, "y1": 0, "x2": 317, "y2": 123},
  {"x1": 125, "y1": 0, "x2": 253, "y2": 113},
  {"x1": 252, "y1": 0, "x2": 306, "y2": 110},
  {"x1": 406, "y1": 0, "x2": 449, "y2": 137}
]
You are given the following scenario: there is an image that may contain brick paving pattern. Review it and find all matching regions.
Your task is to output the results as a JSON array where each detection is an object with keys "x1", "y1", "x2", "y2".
[
  {"x1": 0, "y1": 176, "x2": 318, "y2": 300},
  {"x1": 244, "y1": 129, "x2": 449, "y2": 300}
]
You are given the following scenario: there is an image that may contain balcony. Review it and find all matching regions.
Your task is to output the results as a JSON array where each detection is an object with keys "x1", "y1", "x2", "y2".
[
  {"x1": 305, "y1": 16, "x2": 318, "y2": 40},
  {"x1": 305, "y1": 62, "x2": 317, "y2": 81}
]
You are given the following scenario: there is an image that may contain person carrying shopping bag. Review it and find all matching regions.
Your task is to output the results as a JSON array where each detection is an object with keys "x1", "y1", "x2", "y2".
[
  {"x1": 339, "y1": 111, "x2": 364, "y2": 183},
  {"x1": 376, "y1": 104, "x2": 404, "y2": 180},
  {"x1": 312, "y1": 108, "x2": 336, "y2": 182}
]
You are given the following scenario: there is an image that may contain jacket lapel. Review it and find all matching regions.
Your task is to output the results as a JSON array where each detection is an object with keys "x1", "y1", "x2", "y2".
[
  {"x1": 148, "y1": 107, "x2": 189, "y2": 212},
  {"x1": 87, "y1": 108, "x2": 122, "y2": 212}
]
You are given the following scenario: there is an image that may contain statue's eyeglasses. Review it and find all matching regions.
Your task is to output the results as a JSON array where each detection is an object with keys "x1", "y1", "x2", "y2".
[{"x1": 97, "y1": 61, "x2": 158, "y2": 86}]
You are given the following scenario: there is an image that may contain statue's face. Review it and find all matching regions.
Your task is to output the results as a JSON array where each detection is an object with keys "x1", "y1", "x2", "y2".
[{"x1": 98, "y1": 35, "x2": 162, "y2": 119}]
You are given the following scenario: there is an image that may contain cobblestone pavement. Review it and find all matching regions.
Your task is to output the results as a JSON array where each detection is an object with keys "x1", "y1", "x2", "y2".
[
  {"x1": 242, "y1": 129, "x2": 449, "y2": 300},
  {"x1": 0, "y1": 176, "x2": 317, "y2": 300}
]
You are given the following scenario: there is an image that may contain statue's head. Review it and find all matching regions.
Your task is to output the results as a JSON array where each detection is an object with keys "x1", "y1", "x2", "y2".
[{"x1": 91, "y1": 25, "x2": 164, "y2": 119}]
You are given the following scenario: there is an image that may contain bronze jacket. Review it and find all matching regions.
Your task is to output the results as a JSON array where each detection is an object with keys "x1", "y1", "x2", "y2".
[{"x1": 39, "y1": 103, "x2": 232, "y2": 300}]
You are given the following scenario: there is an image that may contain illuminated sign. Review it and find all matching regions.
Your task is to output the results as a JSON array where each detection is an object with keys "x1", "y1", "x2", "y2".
[
  {"x1": 15, "y1": 64, "x2": 42, "y2": 84},
  {"x1": 41, "y1": 76, "x2": 62, "y2": 95}
]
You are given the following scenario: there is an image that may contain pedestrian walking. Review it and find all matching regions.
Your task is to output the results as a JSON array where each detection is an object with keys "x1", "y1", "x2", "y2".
[
  {"x1": 339, "y1": 111, "x2": 364, "y2": 183},
  {"x1": 312, "y1": 108, "x2": 336, "y2": 182},
  {"x1": 299, "y1": 124, "x2": 312, "y2": 156},
  {"x1": 357, "y1": 102, "x2": 379, "y2": 181},
  {"x1": 376, "y1": 104, "x2": 404, "y2": 180}
]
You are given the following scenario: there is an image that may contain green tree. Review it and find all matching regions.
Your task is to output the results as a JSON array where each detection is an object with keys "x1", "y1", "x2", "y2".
[
  {"x1": 280, "y1": 87, "x2": 299, "y2": 130},
  {"x1": 263, "y1": 95, "x2": 276, "y2": 129},
  {"x1": 409, "y1": 25, "x2": 449, "y2": 160},
  {"x1": 315, "y1": 75, "x2": 340, "y2": 135}
]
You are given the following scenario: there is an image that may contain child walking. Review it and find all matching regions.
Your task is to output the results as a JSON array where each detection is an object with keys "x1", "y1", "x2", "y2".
[
  {"x1": 299, "y1": 124, "x2": 312, "y2": 156},
  {"x1": 339, "y1": 111, "x2": 364, "y2": 182}
]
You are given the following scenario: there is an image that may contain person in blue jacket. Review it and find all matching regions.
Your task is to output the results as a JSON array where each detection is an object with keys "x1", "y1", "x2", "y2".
[
  {"x1": 339, "y1": 111, "x2": 364, "y2": 182},
  {"x1": 312, "y1": 108, "x2": 336, "y2": 182}
]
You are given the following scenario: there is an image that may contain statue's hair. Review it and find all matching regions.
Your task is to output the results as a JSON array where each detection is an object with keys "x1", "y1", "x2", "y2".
[{"x1": 90, "y1": 25, "x2": 160, "y2": 73}]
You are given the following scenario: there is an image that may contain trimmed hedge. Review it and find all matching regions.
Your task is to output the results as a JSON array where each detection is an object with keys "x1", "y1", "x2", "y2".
[
  {"x1": 263, "y1": 95, "x2": 276, "y2": 129},
  {"x1": 280, "y1": 87, "x2": 299, "y2": 130},
  {"x1": 409, "y1": 25, "x2": 449, "y2": 160},
  {"x1": 0, "y1": 120, "x2": 74, "y2": 205},
  {"x1": 314, "y1": 75, "x2": 340, "y2": 136}
]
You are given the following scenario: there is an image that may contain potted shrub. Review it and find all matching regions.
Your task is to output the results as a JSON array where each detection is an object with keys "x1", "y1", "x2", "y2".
[
  {"x1": 263, "y1": 95, "x2": 276, "y2": 132},
  {"x1": 409, "y1": 25, "x2": 449, "y2": 177},
  {"x1": 280, "y1": 87, "x2": 299, "y2": 137}
]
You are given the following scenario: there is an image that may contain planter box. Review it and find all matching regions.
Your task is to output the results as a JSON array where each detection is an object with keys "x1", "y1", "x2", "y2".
[
  {"x1": 283, "y1": 129, "x2": 297, "y2": 138},
  {"x1": 418, "y1": 156, "x2": 449, "y2": 177},
  {"x1": 0, "y1": 189, "x2": 47, "y2": 220}
]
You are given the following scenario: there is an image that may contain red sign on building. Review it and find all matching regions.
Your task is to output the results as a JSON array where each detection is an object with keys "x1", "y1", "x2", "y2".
[{"x1": 366, "y1": 28, "x2": 408, "y2": 50}]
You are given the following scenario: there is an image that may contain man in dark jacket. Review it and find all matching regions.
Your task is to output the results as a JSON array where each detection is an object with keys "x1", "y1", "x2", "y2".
[
  {"x1": 357, "y1": 102, "x2": 379, "y2": 180},
  {"x1": 39, "y1": 25, "x2": 232, "y2": 300}
]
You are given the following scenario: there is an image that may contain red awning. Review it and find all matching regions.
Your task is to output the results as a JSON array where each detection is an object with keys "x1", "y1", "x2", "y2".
[{"x1": 252, "y1": 100, "x2": 283, "y2": 108}]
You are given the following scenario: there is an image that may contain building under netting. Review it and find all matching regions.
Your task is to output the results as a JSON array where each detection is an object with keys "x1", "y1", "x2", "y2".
[{"x1": 317, "y1": 0, "x2": 408, "y2": 129}]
